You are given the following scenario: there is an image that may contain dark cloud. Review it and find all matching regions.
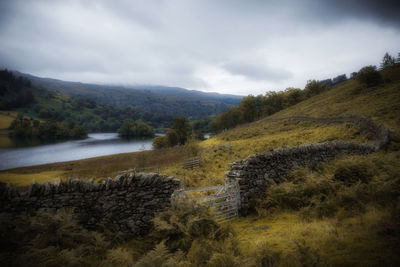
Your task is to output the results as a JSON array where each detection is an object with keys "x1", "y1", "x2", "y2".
[
  {"x1": 323, "y1": 0, "x2": 400, "y2": 27},
  {"x1": 0, "y1": 0, "x2": 399, "y2": 95}
]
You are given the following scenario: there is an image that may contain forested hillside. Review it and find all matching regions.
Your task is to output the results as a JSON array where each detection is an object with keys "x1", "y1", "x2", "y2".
[
  {"x1": 2, "y1": 69, "x2": 234, "y2": 132},
  {"x1": 15, "y1": 71, "x2": 242, "y2": 121}
]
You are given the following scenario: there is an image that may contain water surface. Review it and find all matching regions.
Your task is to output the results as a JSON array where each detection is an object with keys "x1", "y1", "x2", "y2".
[{"x1": 0, "y1": 133, "x2": 155, "y2": 170}]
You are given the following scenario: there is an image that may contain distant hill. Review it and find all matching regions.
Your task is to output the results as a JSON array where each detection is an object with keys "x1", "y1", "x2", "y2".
[{"x1": 13, "y1": 71, "x2": 243, "y2": 120}]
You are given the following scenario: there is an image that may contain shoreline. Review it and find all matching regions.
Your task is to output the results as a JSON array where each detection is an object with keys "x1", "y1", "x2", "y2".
[{"x1": 0, "y1": 146, "x2": 185, "y2": 187}]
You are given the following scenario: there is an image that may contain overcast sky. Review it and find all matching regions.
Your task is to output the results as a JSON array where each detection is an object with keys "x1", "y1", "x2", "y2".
[{"x1": 0, "y1": 0, "x2": 399, "y2": 95}]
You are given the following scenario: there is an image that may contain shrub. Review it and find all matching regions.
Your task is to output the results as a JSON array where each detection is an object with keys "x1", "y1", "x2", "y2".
[
  {"x1": 152, "y1": 198, "x2": 231, "y2": 252},
  {"x1": 304, "y1": 80, "x2": 329, "y2": 97},
  {"x1": 333, "y1": 162, "x2": 374, "y2": 185},
  {"x1": 183, "y1": 138, "x2": 201, "y2": 157},
  {"x1": 255, "y1": 172, "x2": 336, "y2": 216},
  {"x1": 152, "y1": 136, "x2": 168, "y2": 149},
  {"x1": 0, "y1": 209, "x2": 112, "y2": 267},
  {"x1": 133, "y1": 242, "x2": 173, "y2": 267},
  {"x1": 356, "y1": 65, "x2": 383, "y2": 87}
]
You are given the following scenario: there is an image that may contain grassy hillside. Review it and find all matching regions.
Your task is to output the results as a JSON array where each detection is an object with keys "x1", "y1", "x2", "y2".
[
  {"x1": 272, "y1": 66, "x2": 400, "y2": 131},
  {"x1": 1, "y1": 65, "x2": 399, "y2": 266}
]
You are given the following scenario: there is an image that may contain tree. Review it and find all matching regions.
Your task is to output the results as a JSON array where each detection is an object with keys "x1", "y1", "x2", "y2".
[
  {"x1": 170, "y1": 116, "x2": 190, "y2": 145},
  {"x1": 332, "y1": 74, "x2": 347, "y2": 85},
  {"x1": 380, "y1": 52, "x2": 396, "y2": 69},
  {"x1": 283, "y1": 88, "x2": 303, "y2": 107},
  {"x1": 240, "y1": 96, "x2": 257, "y2": 122},
  {"x1": 303, "y1": 80, "x2": 328, "y2": 97},
  {"x1": 152, "y1": 136, "x2": 168, "y2": 149},
  {"x1": 166, "y1": 128, "x2": 179, "y2": 147},
  {"x1": 356, "y1": 65, "x2": 382, "y2": 87},
  {"x1": 118, "y1": 120, "x2": 154, "y2": 138},
  {"x1": 397, "y1": 52, "x2": 400, "y2": 63}
]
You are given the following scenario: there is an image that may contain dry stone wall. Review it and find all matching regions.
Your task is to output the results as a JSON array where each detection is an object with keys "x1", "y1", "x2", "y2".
[
  {"x1": 0, "y1": 173, "x2": 180, "y2": 236},
  {"x1": 225, "y1": 116, "x2": 391, "y2": 215}
]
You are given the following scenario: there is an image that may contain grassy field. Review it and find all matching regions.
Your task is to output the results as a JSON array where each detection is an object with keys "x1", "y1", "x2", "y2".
[{"x1": 0, "y1": 147, "x2": 187, "y2": 186}]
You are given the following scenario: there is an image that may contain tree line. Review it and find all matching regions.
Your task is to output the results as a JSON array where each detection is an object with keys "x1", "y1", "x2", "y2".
[
  {"x1": 211, "y1": 51, "x2": 400, "y2": 132},
  {"x1": 211, "y1": 80, "x2": 332, "y2": 132},
  {"x1": 9, "y1": 115, "x2": 87, "y2": 141},
  {"x1": 0, "y1": 69, "x2": 174, "y2": 133},
  {"x1": 118, "y1": 121, "x2": 155, "y2": 138},
  {"x1": 0, "y1": 70, "x2": 34, "y2": 109}
]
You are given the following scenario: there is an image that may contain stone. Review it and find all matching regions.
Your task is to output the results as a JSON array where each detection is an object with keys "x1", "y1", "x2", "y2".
[{"x1": 0, "y1": 173, "x2": 180, "y2": 237}]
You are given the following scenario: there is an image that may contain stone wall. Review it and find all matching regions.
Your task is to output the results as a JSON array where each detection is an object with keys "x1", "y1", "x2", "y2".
[
  {"x1": 225, "y1": 116, "x2": 391, "y2": 215},
  {"x1": 0, "y1": 173, "x2": 180, "y2": 236}
]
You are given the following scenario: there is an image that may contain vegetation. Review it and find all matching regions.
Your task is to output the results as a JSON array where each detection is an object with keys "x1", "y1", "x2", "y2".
[
  {"x1": 0, "y1": 70, "x2": 153, "y2": 132},
  {"x1": 118, "y1": 121, "x2": 154, "y2": 138},
  {"x1": 355, "y1": 65, "x2": 383, "y2": 87},
  {"x1": 0, "y1": 70, "x2": 34, "y2": 110},
  {"x1": 152, "y1": 116, "x2": 190, "y2": 149},
  {"x1": 1, "y1": 53, "x2": 400, "y2": 266},
  {"x1": 21, "y1": 72, "x2": 242, "y2": 123},
  {"x1": 380, "y1": 52, "x2": 397, "y2": 69},
  {"x1": 0, "y1": 209, "x2": 135, "y2": 266},
  {"x1": 212, "y1": 80, "x2": 333, "y2": 132},
  {"x1": 211, "y1": 52, "x2": 399, "y2": 133},
  {"x1": 273, "y1": 62, "x2": 400, "y2": 132},
  {"x1": 9, "y1": 115, "x2": 87, "y2": 141}
]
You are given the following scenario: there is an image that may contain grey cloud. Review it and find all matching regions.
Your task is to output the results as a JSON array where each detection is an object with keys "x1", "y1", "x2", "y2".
[
  {"x1": 223, "y1": 61, "x2": 292, "y2": 82},
  {"x1": 0, "y1": 0, "x2": 399, "y2": 94},
  {"x1": 323, "y1": 0, "x2": 400, "y2": 27}
]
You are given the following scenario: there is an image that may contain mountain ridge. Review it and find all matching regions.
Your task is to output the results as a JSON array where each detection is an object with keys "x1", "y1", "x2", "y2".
[{"x1": 13, "y1": 71, "x2": 242, "y2": 106}]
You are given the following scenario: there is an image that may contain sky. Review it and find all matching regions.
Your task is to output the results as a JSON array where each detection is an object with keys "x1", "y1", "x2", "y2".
[{"x1": 0, "y1": 0, "x2": 399, "y2": 95}]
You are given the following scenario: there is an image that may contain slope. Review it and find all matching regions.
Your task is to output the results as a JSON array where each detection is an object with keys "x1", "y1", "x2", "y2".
[
  {"x1": 271, "y1": 65, "x2": 400, "y2": 131},
  {"x1": 14, "y1": 71, "x2": 242, "y2": 120}
]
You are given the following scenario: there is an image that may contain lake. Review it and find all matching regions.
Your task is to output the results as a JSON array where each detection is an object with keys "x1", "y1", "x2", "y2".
[{"x1": 0, "y1": 133, "x2": 156, "y2": 170}]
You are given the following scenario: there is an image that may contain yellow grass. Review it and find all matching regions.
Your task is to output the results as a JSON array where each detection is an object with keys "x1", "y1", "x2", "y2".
[
  {"x1": 0, "y1": 119, "x2": 370, "y2": 188},
  {"x1": 272, "y1": 80, "x2": 400, "y2": 131},
  {"x1": 161, "y1": 121, "x2": 368, "y2": 188},
  {"x1": 0, "y1": 147, "x2": 186, "y2": 187},
  {"x1": 0, "y1": 110, "x2": 17, "y2": 129},
  {"x1": 232, "y1": 206, "x2": 399, "y2": 266},
  {"x1": 0, "y1": 170, "x2": 65, "y2": 187}
]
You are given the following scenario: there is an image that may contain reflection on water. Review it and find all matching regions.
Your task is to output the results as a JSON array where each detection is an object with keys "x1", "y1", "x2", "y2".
[{"x1": 0, "y1": 133, "x2": 156, "y2": 170}]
